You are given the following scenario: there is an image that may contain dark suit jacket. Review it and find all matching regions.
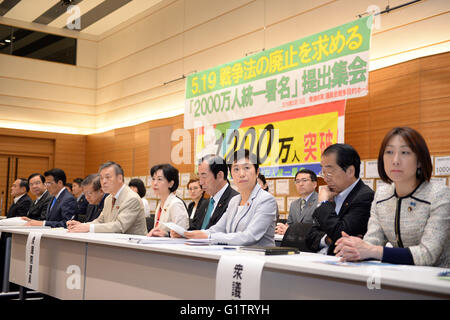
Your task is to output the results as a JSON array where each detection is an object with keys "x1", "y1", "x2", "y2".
[
  {"x1": 306, "y1": 179, "x2": 374, "y2": 255},
  {"x1": 84, "y1": 193, "x2": 108, "y2": 222},
  {"x1": 187, "y1": 196, "x2": 208, "y2": 230},
  {"x1": 45, "y1": 188, "x2": 77, "y2": 228},
  {"x1": 76, "y1": 194, "x2": 89, "y2": 216},
  {"x1": 7, "y1": 194, "x2": 32, "y2": 218},
  {"x1": 190, "y1": 185, "x2": 239, "y2": 230},
  {"x1": 26, "y1": 190, "x2": 52, "y2": 220}
]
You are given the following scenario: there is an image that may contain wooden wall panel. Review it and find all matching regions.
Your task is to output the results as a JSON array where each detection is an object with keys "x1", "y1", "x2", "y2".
[
  {"x1": 369, "y1": 73, "x2": 420, "y2": 111},
  {"x1": 420, "y1": 66, "x2": 450, "y2": 100},
  {"x1": 369, "y1": 103, "x2": 420, "y2": 132},
  {"x1": 345, "y1": 51, "x2": 450, "y2": 159},
  {"x1": 420, "y1": 97, "x2": 450, "y2": 123}
]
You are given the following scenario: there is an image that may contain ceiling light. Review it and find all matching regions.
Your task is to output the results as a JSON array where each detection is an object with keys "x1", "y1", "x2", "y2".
[{"x1": 5, "y1": 39, "x2": 11, "y2": 43}]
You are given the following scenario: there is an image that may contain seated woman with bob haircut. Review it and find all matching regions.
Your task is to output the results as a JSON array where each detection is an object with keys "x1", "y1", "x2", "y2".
[
  {"x1": 147, "y1": 163, "x2": 189, "y2": 237},
  {"x1": 334, "y1": 127, "x2": 450, "y2": 267}
]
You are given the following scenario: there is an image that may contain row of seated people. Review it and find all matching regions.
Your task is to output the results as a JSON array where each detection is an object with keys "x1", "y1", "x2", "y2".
[{"x1": 3, "y1": 126, "x2": 449, "y2": 268}]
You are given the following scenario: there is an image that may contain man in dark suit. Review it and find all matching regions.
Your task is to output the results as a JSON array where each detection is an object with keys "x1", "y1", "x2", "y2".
[
  {"x1": 26, "y1": 173, "x2": 52, "y2": 220},
  {"x1": 7, "y1": 178, "x2": 32, "y2": 218},
  {"x1": 72, "y1": 177, "x2": 88, "y2": 217},
  {"x1": 306, "y1": 144, "x2": 374, "y2": 255},
  {"x1": 189, "y1": 155, "x2": 239, "y2": 230},
  {"x1": 23, "y1": 168, "x2": 77, "y2": 228},
  {"x1": 79, "y1": 174, "x2": 108, "y2": 222}
]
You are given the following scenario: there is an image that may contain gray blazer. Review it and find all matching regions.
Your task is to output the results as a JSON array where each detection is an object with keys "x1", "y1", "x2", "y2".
[
  {"x1": 364, "y1": 181, "x2": 450, "y2": 267},
  {"x1": 287, "y1": 192, "x2": 318, "y2": 225},
  {"x1": 206, "y1": 184, "x2": 277, "y2": 246}
]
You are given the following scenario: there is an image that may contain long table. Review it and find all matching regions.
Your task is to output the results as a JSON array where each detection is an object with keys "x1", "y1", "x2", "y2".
[{"x1": 5, "y1": 228, "x2": 450, "y2": 300}]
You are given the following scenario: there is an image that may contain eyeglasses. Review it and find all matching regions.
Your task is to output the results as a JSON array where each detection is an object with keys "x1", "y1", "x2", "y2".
[
  {"x1": 294, "y1": 178, "x2": 312, "y2": 184},
  {"x1": 44, "y1": 181, "x2": 56, "y2": 186},
  {"x1": 319, "y1": 165, "x2": 339, "y2": 178}
]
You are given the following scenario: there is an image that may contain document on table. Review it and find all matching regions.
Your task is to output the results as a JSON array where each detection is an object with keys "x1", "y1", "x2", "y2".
[
  {"x1": 161, "y1": 222, "x2": 187, "y2": 236},
  {"x1": 128, "y1": 236, "x2": 187, "y2": 244},
  {"x1": 0, "y1": 217, "x2": 27, "y2": 226}
]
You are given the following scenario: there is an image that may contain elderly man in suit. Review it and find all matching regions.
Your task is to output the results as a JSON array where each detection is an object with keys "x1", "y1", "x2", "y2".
[
  {"x1": 276, "y1": 169, "x2": 318, "y2": 235},
  {"x1": 23, "y1": 168, "x2": 77, "y2": 228},
  {"x1": 67, "y1": 161, "x2": 147, "y2": 235},
  {"x1": 188, "y1": 154, "x2": 239, "y2": 231},
  {"x1": 305, "y1": 144, "x2": 375, "y2": 255},
  {"x1": 26, "y1": 173, "x2": 52, "y2": 220},
  {"x1": 7, "y1": 178, "x2": 32, "y2": 218},
  {"x1": 78, "y1": 174, "x2": 108, "y2": 222}
]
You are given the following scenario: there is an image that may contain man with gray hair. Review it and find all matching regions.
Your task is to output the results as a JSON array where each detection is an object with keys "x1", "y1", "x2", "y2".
[
  {"x1": 79, "y1": 174, "x2": 108, "y2": 222},
  {"x1": 67, "y1": 161, "x2": 147, "y2": 235}
]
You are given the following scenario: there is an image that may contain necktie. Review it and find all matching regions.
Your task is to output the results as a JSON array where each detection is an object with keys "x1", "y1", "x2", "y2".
[
  {"x1": 300, "y1": 199, "x2": 306, "y2": 211},
  {"x1": 50, "y1": 197, "x2": 56, "y2": 210},
  {"x1": 201, "y1": 198, "x2": 215, "y2": 230}
]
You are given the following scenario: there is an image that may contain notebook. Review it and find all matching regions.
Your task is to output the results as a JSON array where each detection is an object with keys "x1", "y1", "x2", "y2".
[{"x1": 238, "y1": 246, "x2": 300, "y2": 255}]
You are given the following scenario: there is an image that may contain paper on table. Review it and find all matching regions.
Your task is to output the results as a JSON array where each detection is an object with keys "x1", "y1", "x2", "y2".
[
  {"x1": 0, "y1": 217, "x2": 27, "y2": 226},
  {"x1": 184, "y1": 238, "x2": 211, "y2": 246},
  {"x1": 129, "y1": 236, "x2": 187, "y2": 244},
  {"x1": 161, "y1": 222, "x2": 187, "y2": 236}
]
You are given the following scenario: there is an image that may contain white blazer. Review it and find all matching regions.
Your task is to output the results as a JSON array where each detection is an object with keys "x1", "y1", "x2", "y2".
[{"x1": 153, "y1": 192, "x2": 189, "y2": 236}]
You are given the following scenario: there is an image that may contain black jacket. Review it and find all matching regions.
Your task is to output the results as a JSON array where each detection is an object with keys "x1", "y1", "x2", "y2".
[
  {"x1": 189, "y1": 185, "x2": 239, "y2": 230},
  {"x1": 26, "y1": 190, "x2": 52, "y2": 220},
  {"x1": 7, "y1": 194, "x2": 32, "y2": 218},
  {"x1": 306, "y1": 180, "x2": 374, "y2": 255}
]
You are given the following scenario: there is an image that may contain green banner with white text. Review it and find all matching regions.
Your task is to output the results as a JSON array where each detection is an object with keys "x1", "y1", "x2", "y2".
[{"x1": 184, "y1": 15, "x2": 373, "y2": 129}]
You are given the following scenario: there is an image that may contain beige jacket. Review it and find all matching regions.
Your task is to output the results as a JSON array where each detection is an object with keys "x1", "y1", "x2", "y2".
[
  {"x1": 154, "y1": 192, "x2": 189, "y2": 236},
  {"x1": 90, "y1": 185, "x2": 147, "y2": 235}
]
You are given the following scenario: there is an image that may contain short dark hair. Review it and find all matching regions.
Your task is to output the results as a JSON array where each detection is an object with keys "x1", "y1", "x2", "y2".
[
  {"x1": 18, "y1": 178, "x2": 29, "y2": 192},
  {"x1": 257, "y1": 173, "x2": 269, "y2": 192},
  {"x1": 199, "y1": 154, "x2": 228, "y2": 181},
  {"x1": 81, "y1": 174, "x2": 102, "y2": 192},
  {"x1": 28, "y1": 173, "x2": 45, "y2": 184},
  {"x1": 150, "y1": 164, "x2": 179, "y2": 192},
  {"x1": 378, "y1": 127, "x2": 432, "y2": 183},
  {"x1": 258, "y1": 173, "x2": 267, "y2": 185},
  {"x1": 227, "y1": 149, "x2": 259, "y2": 172},
  {"x1": 322, "y1": 144, "x2": 360, "y2": 178},
  {"x1": 44, "y1": 168, "x2": 67, "y2": 185},
  {"x1": 73, "y1": 177, "x2": 83, "y2": 186},
  {"x1": 129, "y1": 178, "x2": 146, "y2": 198},
  {"x1": 65, "y1": 183, "x2": 72, "y2": 191},
  {"x1": 98, "y1": 161, "x2": 124, "y2": 178},
  {"x1": 295, "y1": 169, "x2": 317, "y2": 181}
]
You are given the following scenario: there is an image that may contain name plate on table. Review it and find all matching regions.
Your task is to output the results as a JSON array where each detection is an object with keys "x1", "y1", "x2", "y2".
[
  {"x1": 25, "y1": 232, "x2": 43, "y2": 290},
  {"x1": 216, "y1": 255, "x2": 265, "y2": 300}
]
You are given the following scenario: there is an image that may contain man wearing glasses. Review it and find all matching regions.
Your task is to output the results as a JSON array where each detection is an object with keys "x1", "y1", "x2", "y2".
[
  {"x1": 305, "y1": 144, "x2": 374, "y2": 255},
  {"x1": 275, "y1": 169, "x2": 318, "y2": 235}
]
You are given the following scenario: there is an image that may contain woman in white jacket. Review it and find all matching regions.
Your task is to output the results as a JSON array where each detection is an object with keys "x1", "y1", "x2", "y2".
[{"x1": 147, "y1": 163, "x2": 189, "y2": 237}]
